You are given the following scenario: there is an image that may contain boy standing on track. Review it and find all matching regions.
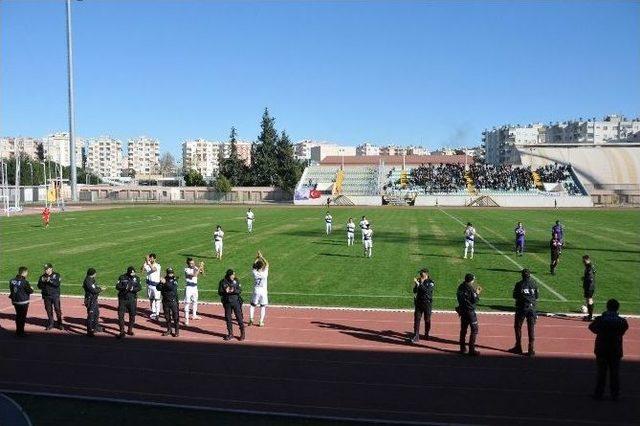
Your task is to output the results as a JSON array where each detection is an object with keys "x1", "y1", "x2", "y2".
[
  {"x1": 463, "y1": 223, "x2": 476, "y2": 259},
  {"x1": 346, "y1": 218, "x2": 356, "y2": 246},
  {"x1": 249, "y1": 251, "x2": 269, "y2": 327},
  {"x1": 515, "y1": 222, "x2": 526, "y2": 256},
  {"x1": 456, "y1": 273, "x2": 482, "y2": 356},
  {"x1": 246, "y1": 208, "x2": 255, "y2": 233},
  {"x1": 213, "y1": 225, "x2": 224, "y2": 260},
  {"x1": 37, "y1": 263, "x2": 63, "y2": 330},
  {"x1": 325, "y1": 211, "x2": 333, "y2": 235},
  {"x1": 116, "y1": 266, "x2": 142, "y2": 338},
  {"x1": 582, "y1": 255, "x2": 596, "y2": 322},
  {"x1": 509, "y1": 269, "x2": 538, "y2": 356},
  {"x1": 9, "y1": 266, "x2": 33, "y2": 337},
  {"x1": 410, "y1": 268, "x2": 435, "y2": 343},
  {"x1": 184, "y1": 258, "x2": 202, "y2": 325},
  {"x1": 41, "y1": 206, "x2": 50, "y2": 229},
  {"x1": 142, "y1": 253, "x2": 162, "y2": 320},
  {"x1": 363, "y1": 224, "x2": 373, "y2": 258}
]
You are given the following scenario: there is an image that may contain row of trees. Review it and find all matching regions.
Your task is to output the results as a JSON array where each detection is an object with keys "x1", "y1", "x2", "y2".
[
  {"x1": 1, "y1": 154, "x2": 101, "y2": 186},
  {"x1": 185, "y1": 109, "x2": 304, "y2": 194}
]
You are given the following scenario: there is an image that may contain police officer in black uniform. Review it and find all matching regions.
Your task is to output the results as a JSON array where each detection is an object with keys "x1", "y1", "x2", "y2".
[
  {"x1": 456, "y1": 273, "x2": 482, "y2": 356},
  {"x1": 37, "y1": 263, "x2": 63, "y2": 330},
  {"x1": 157, "y1": 267, "x2": 180, "y2": 337},
  {"x1": 9, "y1": 266, "x2": 33, "y2": 337},
  {"x1": 582, "y1": 255, "x2": 596, "y2": 322},
  {"x1": 218, "y1": 269, "x2": 245, "y2": 341},
  {"x1": 83, "y1": 268, "x2": 103, "y2": 337},
  {"x1": 410, "y1": 268, "x2": 435, "y2": 344},
  {"x1": 116, "y1": 266, "x2": 141, "y2": 339},
  {"x1": 508, "y1": 269, "x2": 538, "y2": 356}
]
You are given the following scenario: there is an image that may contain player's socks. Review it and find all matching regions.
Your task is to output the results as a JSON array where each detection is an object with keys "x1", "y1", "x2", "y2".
[
  {"x1": 587, "y1": 303, "x2": 594, "y2": 320},
  {"x1": 260, "y1": 306, "x2": 266, "y2": 324},
  {"x1": 249, "y1": 305, "x2": 255, "y2": 323},
  {"x1": 192, "y1": 304, "x2": 198, "y2": 318}
]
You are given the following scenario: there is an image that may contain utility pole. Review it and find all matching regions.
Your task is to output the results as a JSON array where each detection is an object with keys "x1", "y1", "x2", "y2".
[{"x1": 66, "y1": 0, "x2": 78, "y2": 201}]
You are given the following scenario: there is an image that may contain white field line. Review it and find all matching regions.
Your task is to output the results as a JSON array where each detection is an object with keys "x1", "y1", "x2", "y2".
[{"x1": 438, "y1": 208, "x2": 568, "y2": 302}]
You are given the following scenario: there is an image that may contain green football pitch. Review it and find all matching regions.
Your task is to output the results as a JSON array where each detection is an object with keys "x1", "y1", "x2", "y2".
[{"x1": 1, "y1": 205, "x2": 638, "y2": 314}]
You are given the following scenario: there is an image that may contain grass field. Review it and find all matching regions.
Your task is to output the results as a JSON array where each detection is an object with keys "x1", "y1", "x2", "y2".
[{"x1": 1, "y1": 205, "x2": 638, "y2": 314}]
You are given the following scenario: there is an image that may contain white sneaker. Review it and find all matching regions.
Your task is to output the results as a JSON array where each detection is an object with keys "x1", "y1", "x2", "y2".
[{"x1": 192, "y1": 315, "x2": 201, "y2": 320}]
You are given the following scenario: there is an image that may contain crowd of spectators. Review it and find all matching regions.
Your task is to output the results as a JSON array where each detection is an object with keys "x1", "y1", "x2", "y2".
[
  {"x1": 469, "y1": 164, "x2": 534, "y2": 191},
  {"x1": 536, "y1": 163, "x2": 571, "y2": 183},
  {"x1": 407, "y1": 163, "x2": 466, "y2": 193}
]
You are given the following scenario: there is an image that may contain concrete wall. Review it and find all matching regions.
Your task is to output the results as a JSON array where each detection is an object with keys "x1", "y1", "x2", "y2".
[{"x1": 414, "y1": 194, "x2": 593, "y2": 207}]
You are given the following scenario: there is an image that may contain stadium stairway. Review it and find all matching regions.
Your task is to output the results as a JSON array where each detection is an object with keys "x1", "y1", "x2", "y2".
[
  {"x1": 464, "y1": 171, "x2": 477, "y2": 195},
  {"x1": 332, "y1": 194, "x2": 355, "y2": 206},
  {"x1": 531, "y1": 171, "x2": 545, "y2": 190}
]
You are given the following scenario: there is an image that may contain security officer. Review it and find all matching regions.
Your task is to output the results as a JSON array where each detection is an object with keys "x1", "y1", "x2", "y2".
[
  {"x1": 218, "y1": 269, "x2": 245, "y2": 341},
  {"x1": 456, "y1": 273, "x2": 482, "y2": 356},
  {"x1": 83, "y1": 268, "x2": 103, "y2": 337},
  {"x1": 116, "y1": 266, "x2": 141, "y2": 339},
  {"x1": 37, "y1": 263, "x2": 63, "y2": 330},
  {"x1": 509, "y1": 269, "x2": 538, "y2": 356},
  {"x1": 157, "y1": 267, "x2": 180, "y2": 337},
  {"x1": 410, "y1": 268, "x2": 435, "y2": 344},
  {"x1": 582, "y1": 255, "x2": 596, "y2": 322},
  {"x1": 9, "y1": 266, "x2": 33, "y2": 337}
]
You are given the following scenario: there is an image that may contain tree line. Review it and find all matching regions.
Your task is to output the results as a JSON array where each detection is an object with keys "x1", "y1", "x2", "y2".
[{"x1": 1, "y1": 154, "x2": 101, "y2": 187}]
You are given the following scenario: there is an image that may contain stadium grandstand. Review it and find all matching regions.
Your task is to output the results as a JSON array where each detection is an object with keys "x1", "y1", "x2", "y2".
[{"x1": 294, "y1": 154, "x2": 592, "y2": 207}]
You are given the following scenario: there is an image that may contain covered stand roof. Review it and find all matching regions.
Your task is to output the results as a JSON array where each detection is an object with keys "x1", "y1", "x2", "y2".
[{"x1": 320, "y1": 154, "x2": 474, "y2": 166}]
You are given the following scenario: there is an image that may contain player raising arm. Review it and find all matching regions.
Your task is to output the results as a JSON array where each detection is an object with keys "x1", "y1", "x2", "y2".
[{"x1": 249, "y1": 251, "x2": 270, "y2": 327}]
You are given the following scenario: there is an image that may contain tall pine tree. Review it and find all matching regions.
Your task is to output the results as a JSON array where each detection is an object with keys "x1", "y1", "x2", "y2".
[
  {"x1": 249, "y1": 108, "x2": 279, "y2": 186},
  {"x1": 275, "y1": 130, "x2": 304, "y2": 194},
  {"x1": 219, "y1": 126, "x2": 248, "y2": 185}
]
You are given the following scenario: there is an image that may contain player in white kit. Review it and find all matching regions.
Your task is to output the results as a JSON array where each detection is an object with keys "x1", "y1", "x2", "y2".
[
  {"x1": 363, "y1": 224, "x2": 373, "y2": 258},
  {"x1": 183, "y1": 257, "x2": 202, "y2": 325},
  {"x1": 346, "y1": 217, "x2": 356, "y2": 246},
  {"x1": 464, "y1": 222, "x2": 476, "y2": 259},
  {"x1": 246, "y1": 208, "x2": 255, "y2": 233},
  {"x1": 213, "y1": 225, "x2": 224, "y2": 260},
  {"x1": 249, "y1": 251, "x2": 269, "y2": 327},
  {"x1": 142, "y1": 253, "x2": 162, "y2": 320},
  {"x1": 325, "y1": 212, "x2": 333, "y2": 235},
  {"x1": 359, "y1": 216, "x2": 369, "y2": 243}
]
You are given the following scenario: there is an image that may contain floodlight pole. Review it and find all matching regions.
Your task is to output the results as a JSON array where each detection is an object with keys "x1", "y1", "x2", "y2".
[{"x1": 66, "y1": 0, "x2": 78, "y2": 201}]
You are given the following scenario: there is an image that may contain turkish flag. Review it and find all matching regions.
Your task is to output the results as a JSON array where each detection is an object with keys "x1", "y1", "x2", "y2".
[{"x1": 309, "y1": 189, "x2": 321, "y2": 199}]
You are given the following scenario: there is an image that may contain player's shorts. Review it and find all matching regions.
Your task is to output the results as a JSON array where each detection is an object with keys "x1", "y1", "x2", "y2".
[
  {"x1": 185, "y1": 285, "x2": 198, "y2": 304},
  {"x1": 364, "y1": 239, "x2": 373, "y2": 249},
  {"x1": 214, "y1": 241, "x2": 223, "y2": 252},
  {"x1": 465, "y1": 239, "x2": 475, "y2": 248},
  {"x1": 347, "y1": 232, "x2": 354, "y2": 238},
  {"x1": 583, "y1": 288, "x2": 595, "y2": 299},
  {"x1": 251, "y1": 288, "x2": 269, "y2": 306},
  {"x1": 147, "y1": 283, "x2": 161, "y2": 301}
]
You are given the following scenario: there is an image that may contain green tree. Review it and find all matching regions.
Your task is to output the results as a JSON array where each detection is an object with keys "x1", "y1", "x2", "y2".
[
  {"x1": 249, "y1": 108, "x2": 279, "y2": 186},
  {"x1": 275, "y1": 130, "x2": 304, "y2": 194},
  {"x1": 184, "y1": 169, "x2": 206, "y2": 186},
  {"x1": 219, "y1": 126, "x2": 249, "y2": 186},
  {"x1": 214, "y1": 174, "x2": 232, "y2": 194}
]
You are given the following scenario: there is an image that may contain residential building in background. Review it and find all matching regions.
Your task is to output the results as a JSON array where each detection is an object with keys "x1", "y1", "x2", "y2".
[
  {"x1": 234, "y1": 141, "x2": 252, "y2": 166},
  {"x1": 0, "y1": 137, "x2": 41, "y2": 160},
  {"x1": 355, "y1": 143, "x2": 380, "y2": 156},
  {"x1": 182, "y1": 139, "x2": 221, "y2": 179},
  {"x1": 86, "y1": 136, "x2": 123, "y2": 177},
  {"x1": 128, "y1": 136, "x2": 160, "y2": 177},
  {"x1": 42, "y1": 132, "x2": 84, "y2": 167},
  {"x1": 406, "y1": 145, "x2": 430, "y2": 156},
  {"x1": 310, "y1": 144, "x2": 356, "y2": 163}
]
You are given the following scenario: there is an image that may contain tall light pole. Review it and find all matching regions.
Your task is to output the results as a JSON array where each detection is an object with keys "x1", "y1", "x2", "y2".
[{"x1": 66, "y1": 0, "x2": 78, "y2": 201}]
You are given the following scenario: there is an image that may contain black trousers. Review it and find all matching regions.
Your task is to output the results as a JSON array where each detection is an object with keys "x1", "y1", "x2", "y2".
[
  {"x1": 86, "y1": 299, "x2": 100, "y2": 333},
  {"x1": 118, "y1": 299, "x2": 137, "y2": 332},
  {"x1": 13, "y1": 303, "x2": 29, "y2": 335},
  {"x1": 459, "y1": 311, "x2": 479, "y2": 350},
  {"x1": 163, "y1": 299, "x2": 179, "y2": 333},
  {"x1": 223, "y1": 300, "x2": 244, "y2": 335},
  {"x1": 43, "y1": 296, "x2": 62, "y2": 326},
  {"x1": 514, "y1": 309, "x2": 536, "y2": 349},
  {"x1": 595, "y1": 356, "x2": 621, "y2": 397},
  {"x1": 550, "y1": 253, "x2": 559, "y2": 273},
  {"x1": 414, "y1": 303, "x2": 432, "y2": 337}
]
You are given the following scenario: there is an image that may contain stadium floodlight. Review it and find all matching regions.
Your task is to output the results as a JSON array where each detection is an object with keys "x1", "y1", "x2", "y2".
[{"x1": 65, "y1": 0, "x2": 82, "y2": 202}]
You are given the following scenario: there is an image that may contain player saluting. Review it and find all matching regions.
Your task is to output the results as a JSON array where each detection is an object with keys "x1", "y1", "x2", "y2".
[
  {"x1": 363, "y1": 224, "x2": 373, "y2": 258},
  {"x1": 515, "y1": 222, "x2": 526, "y2": 256},
  {"x1": 213, "y1": 225, "x2": 224, "y2": 260},
  {"x1": 41, "y1": 206, "x2": 51, "y2": 229},
  {"x1": 249, "y1": 251, "x2": 269, "y2": 327},
  {"x1": 142, "y1": 253, "x2": 162, "y2": 320},
  {"x1": 359, "y1": 216, "x2": 369, "y2": 243},
  {"x1": 463, "y1": 222, "x2": 476, "y2": 259},
  {"x1": 346, "y1": 218, "x2": 356, "y2": 246},
  {"x1": 325, "y1": 211, "x2": 333, "y2": 235},
  {"x1": 246, "y1": 208, "x2": 255, "y2": 233}
]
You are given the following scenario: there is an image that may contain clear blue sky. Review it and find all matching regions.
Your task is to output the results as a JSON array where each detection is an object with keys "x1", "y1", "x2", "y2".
[{"x1": 2, "y1": 0, "x2": 639, "y2": 156}]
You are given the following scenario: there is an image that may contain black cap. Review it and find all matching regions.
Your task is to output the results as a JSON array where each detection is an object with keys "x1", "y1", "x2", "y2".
[
  {"x1": 166, "y1": 267, "x2": 174, "y2": 274},
  {"x1": 127, "y1": 266, "x2": 136, "y2": 275},
  {"x1": 87, "y1": 268, "x2": 96, "y2": 276},
  {"x1": 43, "y1": 263, "x2": 53, "y2": 269},
  {"x1": 464, "y1": 273, "x2": 475, "y2": 283}
]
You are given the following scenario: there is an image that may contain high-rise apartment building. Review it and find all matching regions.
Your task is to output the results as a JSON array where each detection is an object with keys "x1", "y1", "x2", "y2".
[
  {"x1": 86, "y1": 136, "x2": 123, "y2": 177},
  {"x1": 127, "y1": 136, "x2": 160, "y2": 176}
]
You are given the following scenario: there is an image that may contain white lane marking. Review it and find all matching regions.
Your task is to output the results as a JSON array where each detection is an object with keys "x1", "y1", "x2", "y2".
[{"x1": 438, "y1": 208, "x2": 568, "y2": 302}]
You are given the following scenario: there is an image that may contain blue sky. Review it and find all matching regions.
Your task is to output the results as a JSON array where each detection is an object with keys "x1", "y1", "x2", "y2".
[{"x1": 2, "y1": 0, "x2": 639, "y2": 156}]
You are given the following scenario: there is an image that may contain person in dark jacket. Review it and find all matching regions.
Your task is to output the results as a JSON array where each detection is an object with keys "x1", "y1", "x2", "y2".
[
  {"x1": 508, "y1": 269, "x2": 538, "y2": 356},
  {"x1": 218, "y1": 269, "x2": 245, "y2": 341},
  {"x1": 9, "y1": 266, "x2": 33, "y2": 337},
  {"x1": 456, "y1": 273, "x2": 482, "y2": 356},
  {"x1": 410, "y1": 268, "x2": 435, "y2": 344},
  {"x1": 37, "y1": 263, "x2": 63, "y2": 330},
  {"x1": 83, "y1": 268, "x2": 103, "y2": 337},
  {"x1": 582, "y1": 255, "x2": 596, "y2": 322},
  {"x1": 116, "y1": 266, "x2": 142, "y2": 339},
  {"x1": 157, "y1": 268, "x2": 180, "y2": 337},
  {"x1": 588, "y1": 299, "x2": 629, "y2": 400},
  {"x1": 549, "y1": 233, "x2": 561, "y2": 275}
]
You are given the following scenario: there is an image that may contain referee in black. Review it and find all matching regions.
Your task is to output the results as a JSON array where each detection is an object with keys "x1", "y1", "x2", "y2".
[
  {"x1": 410, "y1": 268, "x2": 435, "y2": 344},
  {"x1": 508, "y1": 269, "x2": 538, "y2": 356}
]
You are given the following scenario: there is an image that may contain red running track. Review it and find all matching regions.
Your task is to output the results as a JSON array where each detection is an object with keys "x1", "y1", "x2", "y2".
[{"x1": 0, "y1": 297, "x2": 638, "y2": 425}]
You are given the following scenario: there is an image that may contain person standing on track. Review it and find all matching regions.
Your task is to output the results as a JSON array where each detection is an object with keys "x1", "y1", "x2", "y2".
[
  {"x1": 184, "y1": 258, "x2": 202, "y2": 325},
  {"x1": 249, "y1": 251, "x2": 269, "y2": 327},
  {"x1": 550, "y1": 233, "x2": 562, "y2": 275},
  {"x1": 346, "y1": 217, "x2": 356, "y2": 246},
  {"x1": 582, "y1": 255, "x2": 596, "y2": 322},
  {"x1": 246, "y1": 208, "x2": 255, "y2": 233},
  {"x1": 157, "y1": 267, "x2": 180, "y2": 337},
  {"x1": 325, "y1": 211, "x2": 333, "y2": 235},
  {"x1": 116, "y1": 266, "x2": 141, "y2": 339},
  {"x1": 213, "y1": 225, "x2": 224, "y2": 260},
  {"x1": 515, "y1": 222, "x2": 526, "y2": 256},
  {"x1": 37, "y1": 263, "x2": 63, "y2": 330},
  {"x1": 142, "y1": 253, "x2": 162, "y2": 320},
  {"x1": 410, "y1": 268, "x2": 435, "y2": 344},
  {"x1": 218, "y1": 269, "x2": 245, "y2": 341},
  {"x1": 9, "y1": 266, "x2": 33, "y2": 337},
  {"x1": 508, "y1": 269, "x2": 538, "y2": 356},
  {"x1": 589, "y1": 299, "x2": 629, "y2": 401},
  {"x1": 41, "y1": 206, "x2": 51, "y2": 229},
  {"x1": 456, "y1": 273, "x2": 482, "y2": 356},
  {"x1": 463, "y1": 223, "x2": 476, "y2": 259},
  {"x1": 83, "y1": 268, "x2": 103, "y2": 337}
]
